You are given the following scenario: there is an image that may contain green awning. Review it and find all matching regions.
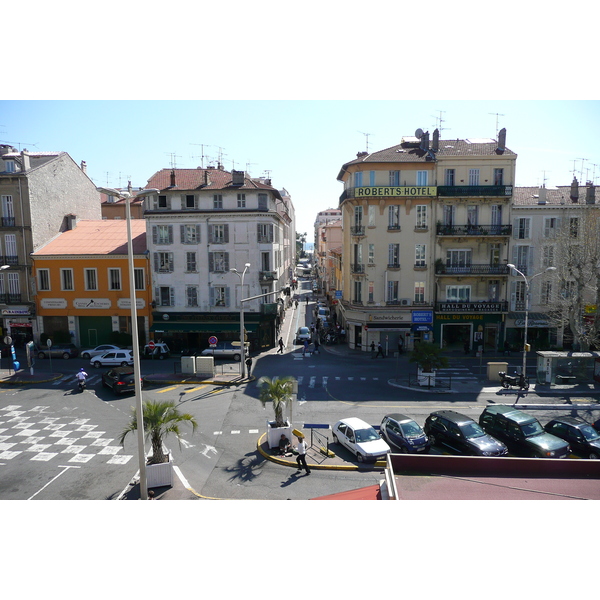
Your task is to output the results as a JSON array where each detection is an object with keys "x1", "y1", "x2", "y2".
[{"x1": 151, "y1": 322, "x2": 258, "y2": 333}]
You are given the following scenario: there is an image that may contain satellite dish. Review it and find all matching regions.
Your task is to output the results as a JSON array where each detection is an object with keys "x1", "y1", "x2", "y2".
[{"x1": 415, "y1": 128, "x2": 424, "y2": 139}]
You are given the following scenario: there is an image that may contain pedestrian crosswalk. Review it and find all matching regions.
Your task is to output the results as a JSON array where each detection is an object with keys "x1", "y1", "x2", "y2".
[
  {"x1": 52, "y1": 374, "x2": 103, "y2": 387},
  {"x1": 296, "y1": 375, "x2": 380, "y2": 387}
]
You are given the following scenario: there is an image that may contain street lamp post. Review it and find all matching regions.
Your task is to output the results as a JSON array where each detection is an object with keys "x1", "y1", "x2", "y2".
[
  {"x1": 507, "y1": 264, "x2": 556, "y2": 378},
  {"x1": 230, "y1": 263, "x2": 251, "y2": 378}
]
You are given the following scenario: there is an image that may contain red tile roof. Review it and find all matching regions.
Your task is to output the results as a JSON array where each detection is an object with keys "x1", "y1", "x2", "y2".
[{"x1": 33, "y1": 220, "x2": 147, "y2": 256}]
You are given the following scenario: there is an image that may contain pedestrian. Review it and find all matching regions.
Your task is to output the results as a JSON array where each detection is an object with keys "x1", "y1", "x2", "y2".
[
  {"x1": 277, "y1": 337, "x2": 284, "y2": 354},
  {"x1": 294, "y1": 299, "x2": 298, "y2": 308},
  {"x1": 376, "y1": 342, "x2": 385, "y2": 358},
  {"x1": 370, "y1": 340, "x2": 375, "y2": 355},
  {"x1": 295, "y1": 435, "x2": 310, "y2": 475},
  {"x1": 303, "y1": 339, "x2": 309, "y2": 356},
  {"x1": 245, "y1": 355, "x2": 252, "y2": 375},
  {"x1": 314, "y1": 338, "x2": 320, "y2": 355},
  {"x1": 148, "y1": 490, "x2": 155, "y2": 500},
  {"x1": 306, "y1": 295, "x2": 309, "y2": 305}
]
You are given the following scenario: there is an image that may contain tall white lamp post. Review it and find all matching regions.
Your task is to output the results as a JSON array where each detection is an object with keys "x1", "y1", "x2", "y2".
[
  {"x1": 230, "y1": 263, "x2": 251, "y2": 378},
  {"x1": 507, "y1": 264, "x2": 556, "y2": 378},
  {"x1": 98, "y1": 186, "x2": 159, "y2": 499}
]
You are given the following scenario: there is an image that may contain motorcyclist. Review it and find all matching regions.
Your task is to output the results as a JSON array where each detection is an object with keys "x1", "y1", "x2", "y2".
[{"x1": 76, "y1": 367, "x2": 88, "y2": 388}]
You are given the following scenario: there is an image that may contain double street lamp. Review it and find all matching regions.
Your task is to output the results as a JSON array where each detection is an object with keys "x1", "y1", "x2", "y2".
[
  {"x1": 230, "y1": 263, "x2": 251, "y2": 379},
  {"x1": 507, "y1": 263, "x2": 557, "y2": 379}
]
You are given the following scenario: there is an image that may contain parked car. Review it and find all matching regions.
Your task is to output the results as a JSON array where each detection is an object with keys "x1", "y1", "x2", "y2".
[
  {"x1": 380, "y1": 413, "x2": 430, "y2": 453},
  {"x1": 37, "y1": 344, "x2": 79, "y2": 359},
  {"x1": 479, "y1": 405, "x2": 570, "y2": 458},
  {"x1": 424, "y1": 410, "x2": 508, "y2": 456},
  {"x1": 295, "y1": 327, "x2": 311, "y2": 344},
  {"x1": 332, "y1": 417, "x2": 391, "y2": 463},
  {"x1": 142, "y1": 342, "x2": 170, "y2": 359},
  {"x1": 200, "y1": 342, "x2": 249, "y2": 361},
  {"x1": 544, "y1": 416, "x2": 600, "y2": 459},
  {"x1": 102, "y1": 366, "x2": 142, "y2": 395},
  {"x1": 91, "y1": 350, "x2": 134, "y2": 368},
  {"x1": 81, "y1": 344, "x2": 123, "y2": 360}
]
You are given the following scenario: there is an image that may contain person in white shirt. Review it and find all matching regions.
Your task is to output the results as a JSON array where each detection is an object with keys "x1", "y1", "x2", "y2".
[{"x1": 295, "y1": 435, "x2": 310, "y2": 475}]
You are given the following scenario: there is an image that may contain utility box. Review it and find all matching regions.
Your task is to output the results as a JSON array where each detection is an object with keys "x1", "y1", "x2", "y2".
[
  {"x1": 195, "y1": 356, "x2": 214, "y2": 378},
  {"x1": 181, "y1": 356, "x2": 196, "y2": 374},
  {"x1": 487, "y1": 362, "x2": 508, "y2": 381}
]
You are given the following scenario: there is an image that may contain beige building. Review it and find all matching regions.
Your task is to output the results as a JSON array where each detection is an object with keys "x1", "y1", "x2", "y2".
[{"x1": 335, "y1": 129, "x2": 517, "y2": 354}]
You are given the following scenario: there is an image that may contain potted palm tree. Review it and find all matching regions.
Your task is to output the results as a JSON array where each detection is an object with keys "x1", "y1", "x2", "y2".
[
  {"x1": 119, "y1": 399, "x2": 198, "y2": 488},
  {"x1": 409, "y1": 343, "x2": 449, "y2": 387},
  {"x1": 257, "y1": 375, "x2": 294, "y2": 450}
]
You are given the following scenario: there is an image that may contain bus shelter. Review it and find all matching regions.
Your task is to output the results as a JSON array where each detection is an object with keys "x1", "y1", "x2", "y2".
[{"x1": 536, "y1": 350, "x2": 600, "y2": 385}]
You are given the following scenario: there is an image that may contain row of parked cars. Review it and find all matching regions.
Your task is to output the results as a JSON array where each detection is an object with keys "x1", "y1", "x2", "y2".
[{"x1": 332, "y1": 408, "x2": 600, "y2": 463}]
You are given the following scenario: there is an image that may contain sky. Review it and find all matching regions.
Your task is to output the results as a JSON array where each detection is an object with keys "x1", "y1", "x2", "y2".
[{"x1": 2, "y1": 100, "x2": 599, "y2": 235}]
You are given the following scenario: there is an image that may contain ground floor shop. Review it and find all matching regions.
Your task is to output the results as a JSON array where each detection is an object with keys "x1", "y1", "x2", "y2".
[
  {"x1": 505, "y1": 312, "x2": 557, "y2": 352},
  {"x1": 434, "y1": 312, "x2": 504, "y2": 352},
  {"x1": 0, "y1": 306, "x2": 36, "y2": 347}
]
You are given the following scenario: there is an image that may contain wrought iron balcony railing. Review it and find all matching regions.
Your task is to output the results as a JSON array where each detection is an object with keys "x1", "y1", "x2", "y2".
[
  {"x1": 437, "y1": 185, "x2": 513, "y2": 197},
  {"x1": 435, "y1": 264, "x2": 510, "y2": 275},
  {"x1": 436, "y1": 224, "x2": 512, "y2": 236},
  {"x1": 259, "y1": 270, "x2": 278, "y2": 281},
  {"x1": 351, "y1": 263, "x2": 365, "y2": 274},
  {"x1": 350, "y1": 225, "x2": 366, "y2": 237}
]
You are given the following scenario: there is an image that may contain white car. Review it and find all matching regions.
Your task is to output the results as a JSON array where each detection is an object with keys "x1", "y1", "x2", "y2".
[
  {"x1": 200, "y1": 342, "x2": 249, "y2": 361},
  {"x1": 80, "y1": 344, "x2": 123, "y2": 360},
  {"x1": 332, "y1": 417, "x2": 391, "y2": 463},
  {"x1": 91, "y1": 350, "x2": 134, "y2": 368},
  {"x1": 295, "y1": 327, "x2": 311, "y2": 344}
]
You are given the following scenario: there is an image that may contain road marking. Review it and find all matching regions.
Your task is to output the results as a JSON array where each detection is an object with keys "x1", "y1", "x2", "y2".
[
  {"x1": 322, "y1": 377, "x2": 328, "y2": 387},
  {"x1": 28, "y1": 465, "x2": 80, "y2": 500},
  {"x1": 156, "y1": 386, "x2": 178, "y2": 393},
  {"x1": 309, "y1": 376, "x2": 316, "y2": 388},
  {"x1": 185, "y1": 385, "x2": 207, "y2": 393}
]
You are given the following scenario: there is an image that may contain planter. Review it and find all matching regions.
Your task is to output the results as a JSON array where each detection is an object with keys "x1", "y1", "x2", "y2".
[
  {"x1": 417, "y1": 368, "x2": 436, "y2": 387},
  {"x1": 146, "y1": 454, "x2": 173, "y2": 488},
  {"x1": 267, "y1": 420, "x2": 293, "y2": 450}
]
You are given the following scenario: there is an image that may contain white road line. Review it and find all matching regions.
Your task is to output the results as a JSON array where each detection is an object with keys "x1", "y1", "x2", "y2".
[
  {"x1": 28, "y1": 465, "x2": 80, "y2": 500},
  {"x1": 309, "y1": 376, "x2": 316, "y2": 388}
]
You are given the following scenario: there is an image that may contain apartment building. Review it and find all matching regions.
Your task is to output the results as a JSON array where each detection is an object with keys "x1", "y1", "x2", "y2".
[
  {"x1": 336, "y1": 129, "x2": 517, "y2": 353},
  {"x1": 314, "y1": 210, "x2": 342, "y2": 298},
  {"x1": 143, "y1": 167, "x2": 295, "y2": 352},
  {"x1": 0, "y1": 145, "x2": 101, "y2": 345}
]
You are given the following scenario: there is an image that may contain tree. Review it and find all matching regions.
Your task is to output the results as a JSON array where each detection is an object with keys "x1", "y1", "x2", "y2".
[
  {"x1": 257, "y1": 375, "x2": 294, "y2": 427},
  {"x1": 119, "y1": 399, "x2": 198, "y2": 464},
  {"x1": 409, "y1": 343, "x2": 449, "y2": 373},
  {"x1": 296, "y1": 232, "x2": 307, "y2": 258}
]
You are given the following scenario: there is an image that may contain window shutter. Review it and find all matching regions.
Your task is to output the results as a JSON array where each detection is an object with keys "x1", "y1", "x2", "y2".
[
  {"x1": 180, "y1": 225, "x2": 185, "y2": 243},
  {"x1": 196, "y1": 224, "x2": 201, "y2": 243},
  {"x1": 225, "y1": 287, "x2": 230, "y2": 307},
  {"x1": 513, "y1": 219, "x2": 519, "y2": 239},
  {"x1": 154, "y1": 286, "x2": 160, "y2": 305},
  {"x1": 168, "y1": 225, "x2": 173, "y2": 244},
  {"x1": 528, "y1": 246, "x2": 534, "y2": 272},
  {"x1": 170, "y1": 287, "x2": 175, "y2": 306},
  {"x1": 153, "y1": 253, "x2": 159, "y2": 272},
  {"x1": 208, "y1": 224, "x2": 214, "y2": 243},
  {"x1": 224, "y1": 253, "x2": 230, "y2": 272},
  {"x1": 208, "y1": 253, "x2": 214, "y2": 272},
  {"x1": 169, "y1": 252, "x2": 174, "y2": 272},
  {"x1": 223, "y1": 224, "x2": 229, "y2": 243},
  {"x1": 209, "y1": 287, "x2": 214, "y2": 305},
  {"x1": 152, "y1": 226, "x2": 158, "y2": 245}
]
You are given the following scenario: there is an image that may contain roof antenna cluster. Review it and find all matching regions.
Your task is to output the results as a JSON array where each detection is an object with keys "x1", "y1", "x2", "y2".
[
  {"x1": 358, "y1": 131, "x2": 372, "y2": 154},
  {"x1": 489, "y1": 112, "x2": 505, "y2": 139}
]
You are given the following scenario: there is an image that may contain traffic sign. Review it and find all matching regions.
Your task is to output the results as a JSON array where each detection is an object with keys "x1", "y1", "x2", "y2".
[
  {"x1": 148, "y1": 341, "x2": 155, "y2": 350},
  {"x1": 208, "y1": 336, "x2": 218, "y2": 346}
]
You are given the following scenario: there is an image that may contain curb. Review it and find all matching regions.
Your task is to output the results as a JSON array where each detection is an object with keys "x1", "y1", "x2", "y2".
[
  {"x1": 143, "y1": 375, "x2": 255, "y2": 386},
  {"x1": 0, "y1": 373, "x2": 65, "y2": 385}
]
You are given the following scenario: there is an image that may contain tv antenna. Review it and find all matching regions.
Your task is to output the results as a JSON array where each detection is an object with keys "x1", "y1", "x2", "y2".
[
  {"x1": 166, "y1": 152, "x2": 181, "y2": 169},
  {"x1": 575, "y1": 158, "x2": 587, "y2": 182},
  {"x1": 245, "y1": 161, "x2": 257, "y2": 175},
  {"x1": 431, "y1": 110, "x2": 447, "y2": 134},
  {"x1": 190, "y1": 143, "x2": 213, "y2": 168},
  {"x1": 358, "y1": 131, "x2": 372, "y2": 153},
  {"x1": 262, "y1": 170, "x2": 272, "y2": 180},
  {"x1": 489, "y1": 112, "x2": 505, "y2": 138}
]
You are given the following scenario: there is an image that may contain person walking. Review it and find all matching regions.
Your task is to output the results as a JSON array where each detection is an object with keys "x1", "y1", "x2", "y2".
[
  {"x1": 376, "y1": 342, "x2": 385, "y2": 358},
  {"x1": 303, "y1": 339, "x2": 309, "y2": 356},
  {"x1": 295, "y1": 435, "x2": 310, "y2": 475},
  {"x1": 314, "y1": 338, "x2": 320, "y2": 355},
  {"x1": 370, "y1": 340, "x2": 376, "y2": 357},
  {"x1": 245, "y1": 355, "x2": 253, "y2": 376},
  {"x1": 277, "y1": 337, "x2": 284, "y2": 354},
  {"x1": 397, "y1": 337, "x2": 404, "y2": 355}
]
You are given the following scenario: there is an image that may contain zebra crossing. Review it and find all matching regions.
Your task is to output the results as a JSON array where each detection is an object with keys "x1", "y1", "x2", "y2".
[
  {"x1": 52, "y1": 373, "x2": 103, "y2": 387},
  {"x1": 297, "y1": 375, "x2": 380, "y2": 388}
]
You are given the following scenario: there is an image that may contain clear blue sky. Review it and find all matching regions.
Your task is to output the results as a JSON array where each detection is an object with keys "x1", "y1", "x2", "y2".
[{"x1": 2, "y1": 100, "x2": 598, "y2": 235}]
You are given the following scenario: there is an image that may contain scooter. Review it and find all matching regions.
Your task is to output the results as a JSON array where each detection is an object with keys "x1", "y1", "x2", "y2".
[
  {"x1": 498, "y1": 371, "x2": 529, "y2": 390},
  {"x1": 77, "y1": 378, "x2": 86, "y2": 392}
]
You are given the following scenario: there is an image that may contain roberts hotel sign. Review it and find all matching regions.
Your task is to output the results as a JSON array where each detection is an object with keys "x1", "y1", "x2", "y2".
[{"x1": 354, "y1": 186, "x2": 437, "y2": 197}]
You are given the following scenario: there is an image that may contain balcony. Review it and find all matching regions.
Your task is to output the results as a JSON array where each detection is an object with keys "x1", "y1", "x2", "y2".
[
  {"x1": 435, "y1": 264, "x2": 510, "y2": 276},
  {"x1": 437, "y1": 185, "x2": 513, "y2": 197},
  {"x1": 259, "y1": 270, "x2": 278, "y2": 281},
  {"x1": 1, "y1": 255, "x2": 19, "y2": 265},
  {"x1": 436, "y1": 224, "x2": 512, "y2": 236},
  {"x1": 387, "y1": 262, "x2": 401, "y2": 270},
  {"x1": 0, "y1": 293, "x2": 22, "y2": 304},
  {"x1": 350, "y1": 263, "x2": 365, "y2": 274},
  {"x1": 436, "y1": 301, "x2": 508, "y2": 313},
  {"x1": 350, "y1": 225, "x2": 366, "y2": 237},
  {"x1": 0, "y1": 217, "x2": 16, "y2": 227}
]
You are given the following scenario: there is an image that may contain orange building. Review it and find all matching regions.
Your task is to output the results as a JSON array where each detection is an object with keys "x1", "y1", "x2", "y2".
[{"x1": 31, "y1": 220, "x2": 152, "y2": 348}]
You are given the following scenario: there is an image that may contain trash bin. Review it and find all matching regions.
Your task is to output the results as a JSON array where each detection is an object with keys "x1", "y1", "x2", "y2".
[{"x1": 487, "y1": 362, "x2": 507, "y2": 382}]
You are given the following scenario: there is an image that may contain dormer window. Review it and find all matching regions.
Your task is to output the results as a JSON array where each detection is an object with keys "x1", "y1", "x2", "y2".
[{"x1": 4, "y1": 160, "x2": 15, "y2": 173}]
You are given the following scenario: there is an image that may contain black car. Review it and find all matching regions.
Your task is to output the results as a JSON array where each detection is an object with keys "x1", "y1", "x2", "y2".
[
  {"x1": 380, "y1": 413, "x2": 430, "y2": 453},
  {"x1": 479, "y1": 405, "x2": 570, "y2": 458},
  {"x1": 101, "y1": 366, "x2": 142, "y2": 395},
  {"x1": 424, "y1": 410, "x2": 508, "y2": 456},
  {"x1": 544, "y1": 417, "x2": 600, "y2": 459}
]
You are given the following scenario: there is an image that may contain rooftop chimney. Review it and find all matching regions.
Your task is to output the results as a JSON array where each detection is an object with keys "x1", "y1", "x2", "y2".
[
  {"x1": 170, "y1": 169, "x2": 176, "y2": 187},
  {"x1": 80, "y1": 160, "x2": 87, "y2": 174},
  {"x1": 420, "y1": 131, "x2": 429, "y2": 151},
  {"x1": 432, "y1": 129, "x2": 439, "y2": 152},
  {"x1": 356, "y1": 151, "x2": 368, "y2": 158},
  {"x1": 496, "y1": 128, "x2": 506, "y2": 154},
  {"x1": 538, "y1": 186, "x2": 547, "y2": 204},
  {"x1": 21, "y1": 150, "x2": 31, "y2": 171},
  {"x1": 204, "y1": 170, "x2": 211, "y2": 186},
  {"x1": 570, "y1": 176, "x2": 579, "y2": 203},
  {"x1": 586, "y1": 182, "x2": 596, "y2": 204}
]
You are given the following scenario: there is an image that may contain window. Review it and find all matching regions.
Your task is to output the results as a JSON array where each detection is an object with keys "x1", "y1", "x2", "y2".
[
  {"x1": 387, "y1": 281, "x2": 399, "y2": 303},
  {"x1": 213, "y1": 194, "x2": 223, "y2": 209},
  {"x1": 541, "y1": 281, "x2": 553, "y2": 304},
  {"x1": 186, "y1": 286, "x2": 198, "y2": 307},
  {"x1": 389, "y1": 171, "x2": 400, "y2": 186},
  {"x1": 258, "y1": 193, "x2": 268, "y2": 210},
  {"x1": 61, "y1": 268, "x2": 74, "y2": 291},
  {"x1": 181, "y1": 224, "x2": 200, "y2": 244},
  {"x1": 237, "y1": 193, "x2": 246, "y2": 208},
  {"x1": 354, "y1": 206, "x2": 363, "y2": 225},
  {"x1": 416, "y1": 205, "x2": 427, "y2": 229},
  {"x1": 153, "y1": 224, "x2": 173, "y2": 245},
  {"x1": 542, "y1": 246, "x2": 554, "y2": 268},
  {"x1": 354, "y1": 172, "x2": 363, "y2": 187},
  {"x1": 414, "y1": 282, "x2": 425, "y2": 303},
  {"x1": 368, "y1": 281, "x2": 374, "y2": 302},
  {"x1": 467, "y1": 205, "x2": 478, "y2": 227},
  {"x1": 417, "y1": 171, "x2": 428, "y2": 186},
  {"x1": 388, "y1": 243, "x2": 400, "y2": 267},
  {"x1": 443, "y1": 204, "x2": 455, "y2": 226},
  {"x1": 108, "y1": 268, "x2": 121, "y2": 290},
  {"x1": 490, "y1": 243, "x2": 501, "y2": 265},
  {"x1": 4, "y1": 160, "x2": 15, "y2": 173},
  {"x1": 353, "y1": 280, "x2": 362, "y2": 303},
  {"x1": 513, "y1": 245, "x2": 531, "y2": 274},
  {"x1": 388, "y1": 205, "x2": 401, "y2": 229},
  {"x1": 185, "y1": 194, "x2": 196, "y2": 208},
  {"x1": 561, "y1": 280, "x2": 576, "y2": 299},
  {"x1": 156, "y1": 286, "x2": 174, "y2": 306},
  {"x1": 494, "y1": 168, "x2": 504, "y2": 185},
  {"x1": 1, "y1": 195, "x2": 14, "y2": 225},
  {"x1": 134, "y1": 268, "x2": 145, "y2": 290},
  {"x1": 212, "y1": 286, "x2": 228, "y2": 307},
  {"x1": 368, "y1": 205, "x2": 376, "y2": 226},
  {"x1": 7, "y1": 272, "x2": 19, "y2": 298},
  {"x1": 209, "y1": 224, "x2": 228, "y2": 244},
  {"x1": 569, "y1": 217, "x2": 579, "y2": 239},
  {"x1": 258, "y1": 223, "x2": 274, "y2": 243},
  {"x1": 446, "y1": 249, "x2": 472, "y2": 269},
  {"x1": 543, "y1": 217, "x2": 559, "y2": 238},
  {"x1": 186, "y1": 252, "x2": 197, "y2": 272},
  {"x1": 446, "y1": 285, "x2": 471, "y2": 302},
  {"x1": 368, "y1": 244, "x2": 375, "y2": 264},
  {"x1": 209, "y1": 251, "x2": 229, "y2": 272},
  {"x1": 158, "y1": 195, "x2": 168, "y2": 208},
  {"x1": 84, "y1": 268, "x2": 97, "y2": 291},
  {"x1": 38, "y1": 269, "x2": 50, "y2": 291},
  {"x1": 4, "y1": 234, "x2": 17, "y2": 263},
  {"x1": 261, "y1": 251, "x2": 271, "y2": 271},
  {"x1": 415, "y1": 244, "x2": 426, "y2": 267},
  {"x1": 369, "y1": 171, "x2": 375, "y2": 186},
  {"x1": 154, "y1": 252, "x2": 174, "y2": 272},
  {"x1": 468, "y1": 169, "x2": 480, "y2": 186},
  {"x1": 445, "y1": 169, "x2": 455, "y2": 186},
  {"x1": 515, "y1": 217, "x2": 531, "y2": 240}
]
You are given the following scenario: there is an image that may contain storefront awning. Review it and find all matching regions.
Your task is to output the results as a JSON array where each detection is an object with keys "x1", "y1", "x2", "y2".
[{"x1": 151, "y1": 322, "x2": 258, "y2": 333}]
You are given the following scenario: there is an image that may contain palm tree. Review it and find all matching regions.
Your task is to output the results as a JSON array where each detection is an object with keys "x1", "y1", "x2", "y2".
[
  {"x1": 257, "y1": 375, "x2": 294, "y2": 427},
  {"x1": 409, "y1": 343, "x2": 449, "y2": 373},
  {"x1": 119, "y1": 399, "x2": 198, "y2": 465}
]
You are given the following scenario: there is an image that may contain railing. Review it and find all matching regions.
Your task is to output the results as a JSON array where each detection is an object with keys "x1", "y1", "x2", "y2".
[
  {"x1": 0, "y1": 293, "x2": 22, "y2": 304},
  {"x1": 1, "y1": 255, "x2": 19, "y2": 265},
  {"x1": 387, "y1": 224, "x2": 401, "y2": 231},
  {"x1": 436, "y1": 301, "x2": 508, "y2": 312},
  {"x1": 0, "y1": 217, "x2": 16, "y2": 227},
  {"x1": 437, "y1": 185, "x2": 513, "y2": 197},
  {"x1": 350, "y1": 263, "x2": 365, "y2": 274},
  {"x1": 436, "y1": 224, "x2": 512, "y2": 236},
  {"x1": 350, "y1": 225, "x2": 365, "y2": 236},
  {"x1": 259, "y1": 270, "x2": 278, "y2": 281},
  {"x1": 435, "y1": 264, "x2": 510, "y2": 275},
  {"x1": 387, "y1": 262, "x2": 400, "y2": 269}
]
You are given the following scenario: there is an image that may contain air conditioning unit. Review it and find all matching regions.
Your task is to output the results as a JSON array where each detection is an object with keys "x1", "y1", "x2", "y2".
[{"x1": 400, "y1": 298, "x2": 412, "y2": 306}]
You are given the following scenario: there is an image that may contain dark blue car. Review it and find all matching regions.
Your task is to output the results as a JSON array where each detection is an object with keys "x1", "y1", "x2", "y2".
[{"x1": 380, "y1": 413, "x2": 430, "y2": 453}]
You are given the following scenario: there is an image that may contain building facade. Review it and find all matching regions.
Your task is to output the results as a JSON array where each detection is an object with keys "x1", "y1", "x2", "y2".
[
  {"x1": 0, "y1": 146, "x2": 101, "y2": 345},
  {"x1": 143, "y1": 167, "x2": 295, "y2": 352}
]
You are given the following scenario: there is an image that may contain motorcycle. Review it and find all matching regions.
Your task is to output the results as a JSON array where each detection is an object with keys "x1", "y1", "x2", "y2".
[
  {"x1": 498, "y1": 371, "x2": 529, "y2": 390},
  {"x1": 77, "y1": 378, "x2": 86, "y2": 392}
]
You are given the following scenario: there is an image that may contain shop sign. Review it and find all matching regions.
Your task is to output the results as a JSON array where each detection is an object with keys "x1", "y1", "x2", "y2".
[
  {"x1": 514, "y1": 318, "x2": 549, "y2": 328},
  {"x1": 117, "y1": 298, "x2": 146, "y2": 309},
  {"x1": 2, "y1": 309, "x2": 30, "y2": 316},
  {"x1": 73, "y1": 298, "x2": 112, "y2": 309},
  {"x1": 438, "y1": 302, "x2": 504, "y2": 312},
  {"x1": 41, "y1": 298, "x2": 67, "y2": 309},
  {"x1": 355, "y1": 186, "x2": 436, "y2": 198},
  {"x1": 369, "y1": 313, "x2": 410, "y2": 322},
  {"x1": 412, "y1": 310, "x2": 433, "y2": 323}
]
